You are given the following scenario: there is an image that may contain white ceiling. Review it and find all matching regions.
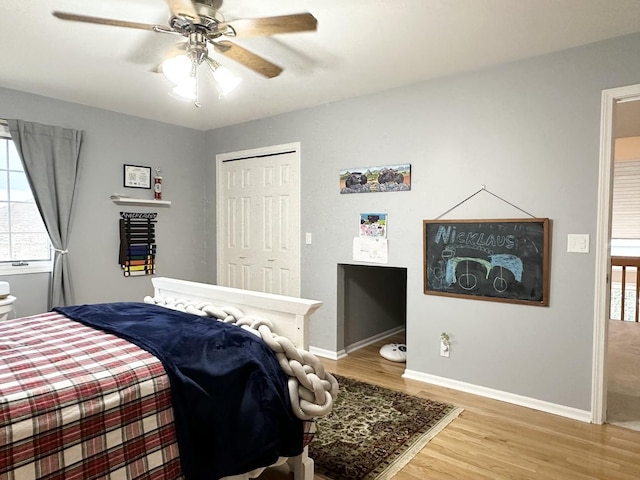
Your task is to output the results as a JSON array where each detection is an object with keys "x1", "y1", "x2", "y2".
[{"x1": 2, "y1": 0, "x2": 640, "y2": 131}]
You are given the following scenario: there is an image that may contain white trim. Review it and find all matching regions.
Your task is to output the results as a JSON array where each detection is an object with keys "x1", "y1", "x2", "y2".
[
  {"x1": 593, "y1": 83, "x2": 640, "y2": 424},
  {"x1": 308, "y1": 346, "x2": 347, "y2": 360},
  {"x1": 309, "y1": 326, "x2": 405, "y2": 360},
  {"x1": 403, "y1": 369, "x2": 592, "y2": 423},
  {"x1": 0, "y1": 261, "x2": 52, "y2": 275},
  {"x1": 345, "y1": 326, "x2": 405, "y2": 353}
]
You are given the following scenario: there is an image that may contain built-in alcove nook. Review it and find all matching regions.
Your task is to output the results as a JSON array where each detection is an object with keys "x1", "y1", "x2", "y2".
[{"x1": 337, "y1": 264, "x2": 407, "y2": 354}]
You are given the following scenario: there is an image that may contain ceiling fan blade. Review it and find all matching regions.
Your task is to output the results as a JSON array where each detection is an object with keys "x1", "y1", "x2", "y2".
[
  {"x1": 213, "y1": 41, "x2": 283, "y2": 78},
  {"x1": 52, "y1": 11, "x2": 159, "y2": 31},
  {"x1": 166, "y1": 0, "x2": 200, "y2": 22},
  {"x1": 220, "y1": 13, "x2": 317, "y2": 38}
]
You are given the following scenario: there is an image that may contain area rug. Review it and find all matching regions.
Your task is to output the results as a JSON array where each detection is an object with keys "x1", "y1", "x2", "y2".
[{"x1": 309, "y1": 374, "x2": 463, "y2": 480}]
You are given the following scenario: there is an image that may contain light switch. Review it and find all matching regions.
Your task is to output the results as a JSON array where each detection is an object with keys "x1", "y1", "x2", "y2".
[
  {"x1": 567, "y1": 234, "x2": 590, "y2": 253},
  {"x1": 305, "y1": 232, "x2": 312, "y2": 245}
]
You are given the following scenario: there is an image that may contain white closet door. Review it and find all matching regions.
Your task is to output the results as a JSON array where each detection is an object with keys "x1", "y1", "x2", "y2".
[{"x1": 216, "y1": 143, "x2": 301, "y2": 296}]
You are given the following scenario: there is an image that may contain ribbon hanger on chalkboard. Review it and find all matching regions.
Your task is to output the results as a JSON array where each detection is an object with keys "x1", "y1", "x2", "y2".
[{"x1": 434, "y1": 185, "x2": 536, "y2": 220}]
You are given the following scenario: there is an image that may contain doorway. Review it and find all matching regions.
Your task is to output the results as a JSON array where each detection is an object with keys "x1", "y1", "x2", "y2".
[
  {"x1": 216, "y1": 143, "x2": 301, "y2": 296},
  {"x1": 337, "y1": 264, "x2": 407, "y2": 354},
  {"x1": 594, "y1": 84, "x2": 640, "y2": 425},
  {"x1": 603, "y1": 96, "x2": 640, "y2": 430}
]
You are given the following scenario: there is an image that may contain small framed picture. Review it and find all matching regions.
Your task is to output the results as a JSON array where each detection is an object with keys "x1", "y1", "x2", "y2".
[{"x1": 123, "y1": 164, "x2": 152, "y2": 189}]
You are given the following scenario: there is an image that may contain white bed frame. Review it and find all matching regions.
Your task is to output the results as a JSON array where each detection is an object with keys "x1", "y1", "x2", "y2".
[{"x1": 151, "y1": 277, "x2": 323, "y2": 480}]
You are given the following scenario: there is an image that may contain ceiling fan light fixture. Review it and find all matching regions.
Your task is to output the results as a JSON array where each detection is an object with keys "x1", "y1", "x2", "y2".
[
  {"x1": 52, "y1": 5, "x2": 319, "y2": 105},
  {"x1": 170, "y1": 76, "x2": 197, "y2": 101},
  {"x1": 206, "y1": 58, "x2": 241, "y2": 97},
  {"x1": 162, "y1": 54, "x2": 193, "y2": 84}
]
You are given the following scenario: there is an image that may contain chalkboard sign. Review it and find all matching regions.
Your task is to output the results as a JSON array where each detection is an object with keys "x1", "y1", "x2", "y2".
[{"x1": 423, "y1": 218, "x2": 550, "y2": 306}]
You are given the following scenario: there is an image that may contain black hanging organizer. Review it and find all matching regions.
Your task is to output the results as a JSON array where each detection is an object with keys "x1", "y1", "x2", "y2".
[{"x1": 119, "y1": 212, "x2": 157, "y2": 277}]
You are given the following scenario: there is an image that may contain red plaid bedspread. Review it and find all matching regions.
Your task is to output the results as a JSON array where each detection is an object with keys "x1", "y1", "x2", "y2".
[
  {"x1": 1, "y1": 311, "x2": 315, "y2": 480},
  {"x1": 0, "y1": 312, "x2": 182, "y2": 480}
]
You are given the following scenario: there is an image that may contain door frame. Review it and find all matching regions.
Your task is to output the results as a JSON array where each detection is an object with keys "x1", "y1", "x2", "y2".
[
  {"x1": 593, "y1": 83, "x2": 640, "y2": 424},
  {"x1": 215, "y1": 142, "x2": 302, "y2": 295}
]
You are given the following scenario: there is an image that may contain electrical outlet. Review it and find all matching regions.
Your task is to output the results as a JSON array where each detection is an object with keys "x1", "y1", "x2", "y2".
[{"x1": 440, "y1": 340, "x2": 450, "y2": 358}]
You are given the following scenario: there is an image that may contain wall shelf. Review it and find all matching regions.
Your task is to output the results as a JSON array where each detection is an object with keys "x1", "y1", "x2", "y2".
[{"x1": 111, "y1": 198, "x2": 171, "y2": 207}]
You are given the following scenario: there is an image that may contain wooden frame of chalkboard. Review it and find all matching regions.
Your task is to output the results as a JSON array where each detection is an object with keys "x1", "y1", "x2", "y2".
[{"x1": 423, "y1": 218, "x2": 550, "y2": 306}]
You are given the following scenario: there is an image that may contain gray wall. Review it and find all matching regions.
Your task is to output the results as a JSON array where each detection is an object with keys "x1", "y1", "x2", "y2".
[
  {"x1": 204, "y1": 32, "x2": 640, "y2": 412},
  {"x1": 0, "y1": 274, "x2": 49, "y2": 318},
  {"x1": 0, "y1": 87, "x2": 207, "y2": 315},
  {"x1": 6, "y1": 31, "x2": 640, "y2": 413}
]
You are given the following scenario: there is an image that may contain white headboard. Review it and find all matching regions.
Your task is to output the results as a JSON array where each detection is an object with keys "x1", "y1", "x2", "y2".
[{"x1": 151, "y1": 277, "x2": 322, "y2": 350}]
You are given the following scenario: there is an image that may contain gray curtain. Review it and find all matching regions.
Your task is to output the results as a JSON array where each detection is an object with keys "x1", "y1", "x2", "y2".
[{"x1": 8, "y1": 119, "x2": 83, "y2": 309}]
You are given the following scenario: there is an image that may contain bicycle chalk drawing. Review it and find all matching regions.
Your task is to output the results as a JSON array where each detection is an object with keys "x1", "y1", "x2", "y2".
[{"x1": 423, "y1": 218, "x2": 550, "y2": 306}]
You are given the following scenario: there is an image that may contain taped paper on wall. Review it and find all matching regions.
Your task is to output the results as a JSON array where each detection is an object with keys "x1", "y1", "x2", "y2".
[{"x1": 353, "y1": 237, "x2": 388, "y2": 264}]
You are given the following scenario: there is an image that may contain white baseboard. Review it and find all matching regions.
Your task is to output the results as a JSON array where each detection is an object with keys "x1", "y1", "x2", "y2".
[
  {"x1": 346, "y1": 326, "x2": 405, "y2": 354},
  {"x1": 309, "y1": 346, "x2": 347, "y2": 360},
  {"x1": 403, "y1": 369, "x2": 592, "y2": 423},
  {"x1": 310, "y1": 326, "x2": 404, "y2": 360}
]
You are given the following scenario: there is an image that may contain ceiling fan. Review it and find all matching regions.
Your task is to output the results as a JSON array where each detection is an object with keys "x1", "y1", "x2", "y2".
[{"x1": 52, "y1": 0, "x2": 318, "y2": 103}]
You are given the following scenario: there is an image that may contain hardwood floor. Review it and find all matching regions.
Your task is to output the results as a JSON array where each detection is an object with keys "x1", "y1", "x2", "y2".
[{"x1": 262, "y1": 334, "x2": 640, "y2": 480}]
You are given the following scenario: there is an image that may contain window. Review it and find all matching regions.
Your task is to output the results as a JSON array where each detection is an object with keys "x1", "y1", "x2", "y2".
[
  {"x1": 612, "y1": 159, "x2": 640, "y2": 241},
  {"x1": 0, "y1": 123, "x2": 52, "y2": 274}
]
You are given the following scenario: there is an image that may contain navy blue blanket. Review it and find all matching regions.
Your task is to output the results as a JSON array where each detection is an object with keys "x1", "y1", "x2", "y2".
[{"x1": 55, "y1": 302, "x2": 303, "y2": 480}]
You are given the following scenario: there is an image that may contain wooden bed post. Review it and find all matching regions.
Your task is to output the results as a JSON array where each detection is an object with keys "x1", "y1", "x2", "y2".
[{"x1": 289, "y1": 446, "x2": 314, "y2": 480}]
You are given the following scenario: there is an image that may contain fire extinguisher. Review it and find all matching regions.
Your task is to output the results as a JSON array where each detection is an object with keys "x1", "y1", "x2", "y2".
[{"x1": 154, "y1": 167, "x2": 162, "y2": 200}]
